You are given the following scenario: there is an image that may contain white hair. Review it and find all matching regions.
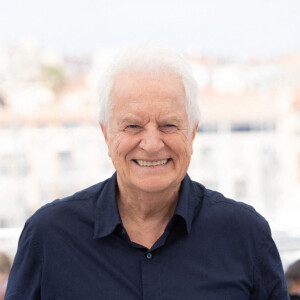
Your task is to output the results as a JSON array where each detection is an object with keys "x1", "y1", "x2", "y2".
[{"x1": 98, "y1": 45, "x2": 200, "y2": 131}]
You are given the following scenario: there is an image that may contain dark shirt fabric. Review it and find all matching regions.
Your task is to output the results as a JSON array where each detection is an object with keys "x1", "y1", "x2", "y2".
[{"x1": 5, "y1": 173, "x2": 288, "y2": 300}]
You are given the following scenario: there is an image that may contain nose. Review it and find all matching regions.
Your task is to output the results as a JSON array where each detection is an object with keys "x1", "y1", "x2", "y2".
[{"x1": 139, "y1": 126, "x2": 164, "y2": 154}]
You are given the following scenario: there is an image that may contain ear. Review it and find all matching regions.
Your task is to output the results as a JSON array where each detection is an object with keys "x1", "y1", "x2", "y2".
[
  {"x1": 191, "y1": 123, "x2": 198, "y2": 141},
  {"x1": 99, "y1": 122, "x2": 112, "y2": 158},
  {"x1": 99, "y1": 122, "x2": 109, "y2": 143},
  {"x1": 190, "y1": 123, "x2": 198, "y2": 155}
]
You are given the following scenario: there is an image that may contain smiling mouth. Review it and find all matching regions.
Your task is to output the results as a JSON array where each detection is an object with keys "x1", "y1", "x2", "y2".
[{"x1": 134, "y1": 159, "x2": 169, "y2": 167}]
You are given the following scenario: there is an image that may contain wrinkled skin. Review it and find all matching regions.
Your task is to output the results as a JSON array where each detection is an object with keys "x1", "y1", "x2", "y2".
[{"x1": 101, "y1": 72, "x2": 197, "y2": 198}]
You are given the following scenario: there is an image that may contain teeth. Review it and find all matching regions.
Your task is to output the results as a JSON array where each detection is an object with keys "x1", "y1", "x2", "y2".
[{"x1": 136, "y1": 159, "x2": 168, "y2": 167}]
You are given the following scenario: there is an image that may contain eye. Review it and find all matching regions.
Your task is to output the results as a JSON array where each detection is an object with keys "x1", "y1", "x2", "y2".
[
  {"x1": 161, "y1": 124, "x2": 177, "y2": 132},
  {"x1": 124, "y1": 125, "x2": 142, "y2": 133}
]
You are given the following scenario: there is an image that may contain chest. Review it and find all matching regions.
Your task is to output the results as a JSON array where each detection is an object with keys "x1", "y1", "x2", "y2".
[{"x1": 41, "y1": 234, "x2": 253, "y2": 300}]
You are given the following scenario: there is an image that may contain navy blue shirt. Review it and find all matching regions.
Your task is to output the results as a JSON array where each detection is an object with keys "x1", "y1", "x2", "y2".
[{"x1": 5, "y1": 173, "x2": 288, "y2": 299}]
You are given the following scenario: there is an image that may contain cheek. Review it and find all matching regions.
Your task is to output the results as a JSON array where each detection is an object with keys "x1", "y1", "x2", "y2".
[
  {"x1": 183, "y1": 134, "x2": 194, "y2": 156},
  {"x1": 109, "y1": 142, "x2": 121, "y2": 160},
  {"x1": 108, "y1": 134, "x2": 137, "y2": 160},
  {"x1": 168, "y1": 134, "x2": 194, "y2": 158},
  {"x1": 107, "y1": 135, "x2": 120, "y2": 159}
]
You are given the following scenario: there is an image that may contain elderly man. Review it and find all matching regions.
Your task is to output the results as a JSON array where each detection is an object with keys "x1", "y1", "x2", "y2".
[{"x1": 5, "y1": 46, "x2": 288, "y2": 299}]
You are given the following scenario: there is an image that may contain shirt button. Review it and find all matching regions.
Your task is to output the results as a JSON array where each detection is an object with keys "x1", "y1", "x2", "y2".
[{"x1": 146, "y1": 253, "x2": 153, "y2": 260}]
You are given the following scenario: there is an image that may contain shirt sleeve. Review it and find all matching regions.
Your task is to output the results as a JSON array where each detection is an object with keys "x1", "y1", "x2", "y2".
[
  {"x1": 4, "y1": 221, "x2": 42, "y2": 300},
  {"x1": 252, "y1": 222, "x2": 289, "y2": 300}
]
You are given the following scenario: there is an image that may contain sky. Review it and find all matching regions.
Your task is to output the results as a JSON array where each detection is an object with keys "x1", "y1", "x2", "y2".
[{"x1": 0, "y1": 0, "x2": 299, "y2": 59}]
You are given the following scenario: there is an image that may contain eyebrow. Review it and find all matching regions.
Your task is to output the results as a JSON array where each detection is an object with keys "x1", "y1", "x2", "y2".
[
  {"x1": 119, "y1": 117, "x2": 144, "y2": 126},
  {"x1": 158, "y1": 115, "x2": 182, "y2": 124},
  {"x1": 118, "y1": 115, "x2": 183, "y2": 126}
]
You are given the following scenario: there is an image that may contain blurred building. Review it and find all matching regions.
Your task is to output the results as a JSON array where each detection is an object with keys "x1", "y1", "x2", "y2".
[
  {"x1": 0, "y1": 45, "x2": 299, "y2": 261},
  {"x1": 0, "y1": 42, "x2": 114, "y2": 228},
  {"x1": 189, "y1": 53, "x2": 300, "y2": 230}
]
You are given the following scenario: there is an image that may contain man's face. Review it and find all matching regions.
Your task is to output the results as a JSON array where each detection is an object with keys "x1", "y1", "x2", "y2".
[{"x1": 101, "y1": 72, "x2": 197, "y2": 195}]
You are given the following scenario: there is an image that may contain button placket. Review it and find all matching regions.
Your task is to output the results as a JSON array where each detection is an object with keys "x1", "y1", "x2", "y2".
[{"x1": 141, "y1": 251, "x2": 161, "y2": 299}]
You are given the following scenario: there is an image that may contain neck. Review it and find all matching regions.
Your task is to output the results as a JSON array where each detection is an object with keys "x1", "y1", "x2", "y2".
[{"x1": 116, "y1": 179, "x2": 180, "y2": 249}]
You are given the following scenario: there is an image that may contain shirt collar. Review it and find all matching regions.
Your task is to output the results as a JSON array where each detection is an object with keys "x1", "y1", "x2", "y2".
[
  {"x1": 173, "y1": 173, "x2": 200, "y2": 234},
  {"x1": 94, "y1": 173, "x2": 122, "y2": 239},
  {"x1": 93, "y1": 172, "x2": 201, "y2": 239}
]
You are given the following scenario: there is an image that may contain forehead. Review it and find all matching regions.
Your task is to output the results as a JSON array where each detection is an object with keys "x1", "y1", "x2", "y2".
[{"x1": 110, "y1": 71, "x2": 186, "y2": 107}]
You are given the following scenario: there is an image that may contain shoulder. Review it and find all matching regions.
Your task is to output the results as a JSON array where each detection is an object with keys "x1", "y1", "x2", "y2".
[
  {"x1": 26, "y1": 178, "x2": 110, "y2": 230},
  {"x1": 191, "y1": 179, "x2": 270, "y2": 234}
]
